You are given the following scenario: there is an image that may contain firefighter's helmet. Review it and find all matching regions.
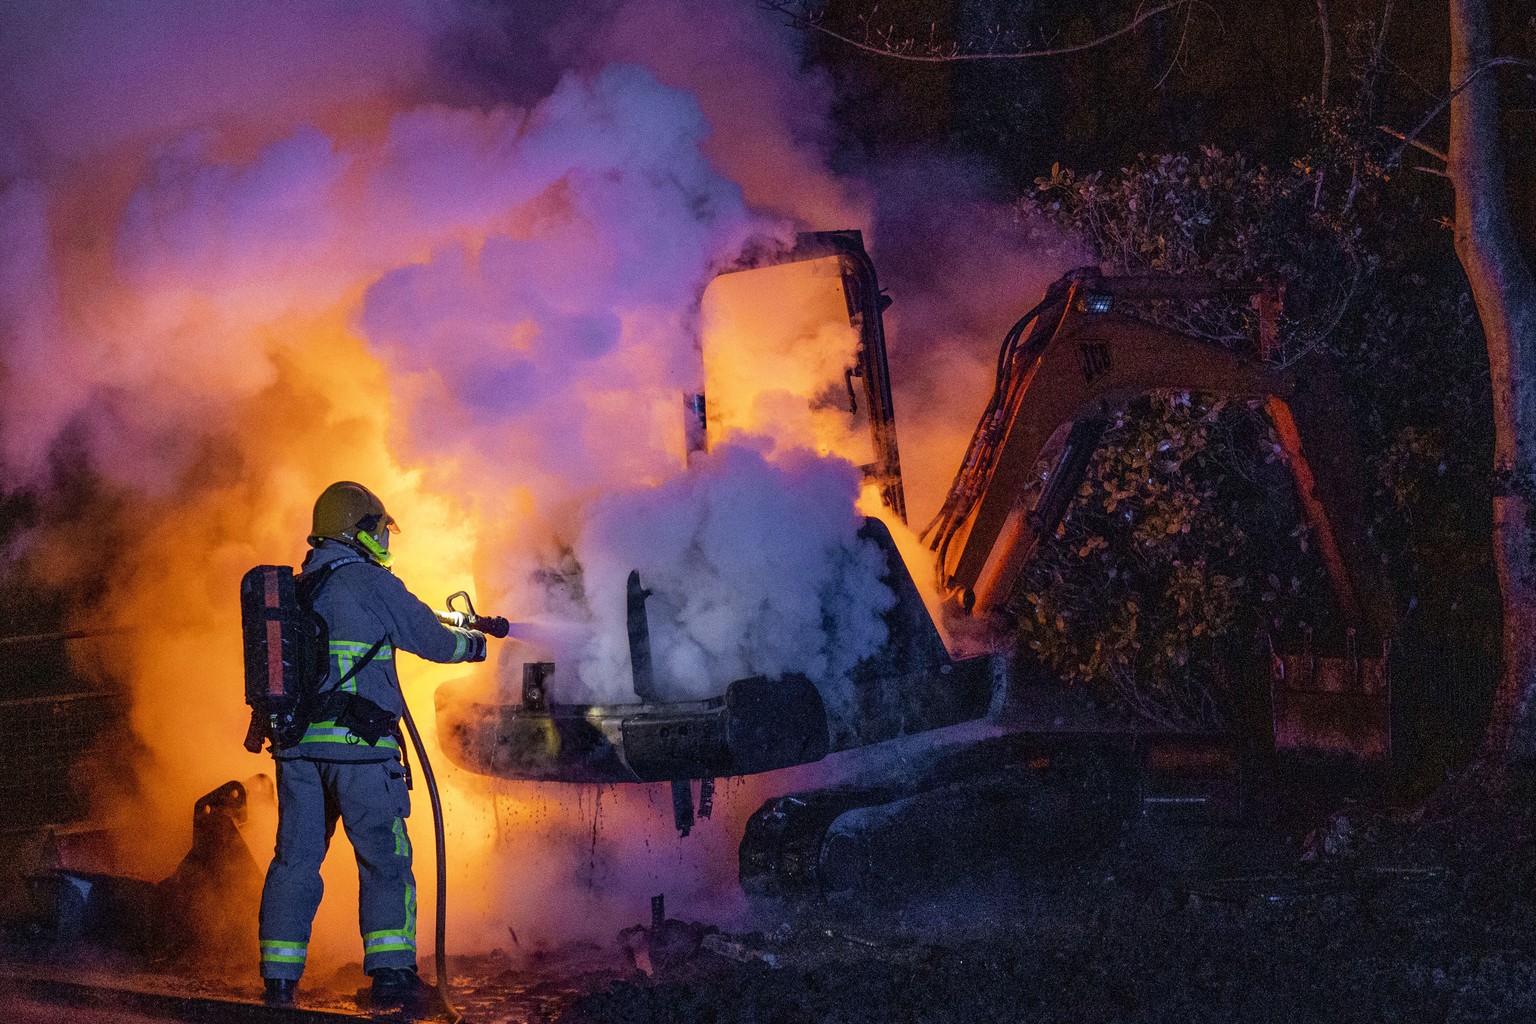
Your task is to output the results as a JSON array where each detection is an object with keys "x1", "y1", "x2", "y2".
[{"x1": 309, "y1": 481, "x2": 399, "y2": 567}]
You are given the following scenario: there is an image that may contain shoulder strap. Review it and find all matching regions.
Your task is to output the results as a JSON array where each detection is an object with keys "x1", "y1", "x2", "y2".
[
  {"x1": 311, "y1": 635, "x2": 391, "y2": 725},
  {"x1": 333, "y1": 636, "x2": 388, "y2": 691},
  {"x1": 301, "y1": 554, "x2": 385, "y2": 695},
  {"x1": 296, "y1": 554, "x2": 366, "y2": 597}
]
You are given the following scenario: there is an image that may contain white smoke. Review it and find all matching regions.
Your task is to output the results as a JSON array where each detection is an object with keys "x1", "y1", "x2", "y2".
[
  {"x1": 869, "y1": 156, "x2": 1090, "y2": 524},
  {"x1": 3, "y1": 0, "x2": 901, "y2": 715},
  {"x1": 357, "y1": 62, "x2": 782, "y2": 497},
  {"x1": 555, "y1": 442, "x2": 894, "y2": 705}
]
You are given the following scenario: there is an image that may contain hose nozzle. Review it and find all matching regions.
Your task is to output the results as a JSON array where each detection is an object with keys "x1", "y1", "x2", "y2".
[{"x1": 436, "y1": 591, "x2": 512, "y2": 638}]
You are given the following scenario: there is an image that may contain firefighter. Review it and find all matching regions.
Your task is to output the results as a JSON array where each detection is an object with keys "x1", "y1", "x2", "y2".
[{"x1": 259, "y1": 481, "x2": 486, "y2": 1009}]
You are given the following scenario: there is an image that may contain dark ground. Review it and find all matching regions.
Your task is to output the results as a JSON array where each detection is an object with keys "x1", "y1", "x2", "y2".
[
  {"x1": 562, "y1": 765, "x2": 1536, "y2": 1024},
  {"x1": 6, "y1": 759, "x2": 1536, "y2": 1024}
]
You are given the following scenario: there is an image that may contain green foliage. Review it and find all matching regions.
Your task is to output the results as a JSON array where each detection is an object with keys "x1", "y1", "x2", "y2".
[
  {"x1": 1017, "y1": 393, "x2": 1330, "y2": 730},
  {"x1": 1035, "y1": 149, "x2": 1274, "y2": 279},
  {"x1": 1345, "y1": 269, "x2": 1496, "y2": 633},
  {"x1": 1032, "y1": 146, "x2": 1369, "y2": 360}
]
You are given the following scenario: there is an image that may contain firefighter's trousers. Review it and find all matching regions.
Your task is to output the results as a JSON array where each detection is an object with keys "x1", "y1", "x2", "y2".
[{"x1": 258, "y1": 758, "x2": 416, "y2": 980}]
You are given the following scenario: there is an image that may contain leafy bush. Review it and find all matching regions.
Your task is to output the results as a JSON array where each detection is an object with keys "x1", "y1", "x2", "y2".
[{"x1": 1016, "y1": 392, "x2": 1330, "y2": 730}]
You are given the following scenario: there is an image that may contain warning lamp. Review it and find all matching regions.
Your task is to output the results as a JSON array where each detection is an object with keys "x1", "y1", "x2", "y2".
[{"x1": 1077, "y1": 291, "x2": 1114, "y2": 314}]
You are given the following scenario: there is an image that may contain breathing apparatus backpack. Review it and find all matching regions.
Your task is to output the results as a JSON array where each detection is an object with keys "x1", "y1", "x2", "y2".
[{"x1": 239, "y1": 562, "x2": 340, "y2": 752}]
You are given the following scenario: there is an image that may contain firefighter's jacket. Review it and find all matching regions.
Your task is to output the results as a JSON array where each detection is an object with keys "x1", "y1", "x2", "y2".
[{"x1": 273, "y1": 539, "x2": 481, "y2": 763}]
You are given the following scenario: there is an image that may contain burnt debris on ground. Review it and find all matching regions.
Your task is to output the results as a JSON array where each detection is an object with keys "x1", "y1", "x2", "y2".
[
  {"x1": 7, "y1": 757, "x2": 1536, "y2": 1023},
  {"x1": 567, "y1": 763, "x2": 1536, "y2": 1024}
]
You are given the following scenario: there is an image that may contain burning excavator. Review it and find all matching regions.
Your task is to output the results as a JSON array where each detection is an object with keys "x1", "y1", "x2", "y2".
[{"x1": 436, "y1": 231, "x2": 1400, "y2": 900}]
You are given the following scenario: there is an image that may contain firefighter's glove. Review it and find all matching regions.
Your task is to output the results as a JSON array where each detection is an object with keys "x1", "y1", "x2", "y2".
[{"x1": 466, "y1": 629, "x2": 488, "y2": 663}]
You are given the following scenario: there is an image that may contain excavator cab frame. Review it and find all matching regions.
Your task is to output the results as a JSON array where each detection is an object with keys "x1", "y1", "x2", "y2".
[
  {"x1": 437, "y1": 232, "x2": 992, "y2": 787},
  {"x1": 708, "y1": 230, "x2": 908, "y2": 521}
]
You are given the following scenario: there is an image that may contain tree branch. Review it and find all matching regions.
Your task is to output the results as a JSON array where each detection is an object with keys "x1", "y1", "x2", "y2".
[
  {"x1": 1386, "y1": 56, "x2": 1536, "y2": 172},
  {"x1": 1377, "y1": 125, "x2": 1448, "y2": 163},
  {"x1": 1151, "y1": 1, "x2": 1197, "y2": 90},
  {"x1": 762, "y1": 0, "x2": 1195, "y2": 63}
]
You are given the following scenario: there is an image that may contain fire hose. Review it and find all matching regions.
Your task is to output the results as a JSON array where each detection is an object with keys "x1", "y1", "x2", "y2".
[
  {"x1": 399, "y1": 694, "x2": 462, "y2": 1024},
  {"x1": 406, "y1": 590, "x2": 510, "y2": 1024},
  {"x1": 0, "y1": 626, "x2": 132, "y2": 648}
]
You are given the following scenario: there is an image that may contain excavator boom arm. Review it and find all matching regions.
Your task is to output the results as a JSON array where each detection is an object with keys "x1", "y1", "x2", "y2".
[{"x1": 927, "y1": 272, "x2": 1393, "y2": 643}]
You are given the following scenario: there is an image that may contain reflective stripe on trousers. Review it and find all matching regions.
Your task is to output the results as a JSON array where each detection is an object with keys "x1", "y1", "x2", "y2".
[
  {"x1": 260, "y1": 939, "x2": 307, "y2": 966},
  {"x1": 363, "y1": 843, "x2": 416, "y2": 970},
  {"x1": 259, "y1": 759, "x2": 415, "y2": 980}
]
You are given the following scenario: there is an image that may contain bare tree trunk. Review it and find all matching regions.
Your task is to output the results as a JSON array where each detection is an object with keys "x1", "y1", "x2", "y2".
[{"x1": 1448, "y1": 0, "x2": 1536, "y2": 757}]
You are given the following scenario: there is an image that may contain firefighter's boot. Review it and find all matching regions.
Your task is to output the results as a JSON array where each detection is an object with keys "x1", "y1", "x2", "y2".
[
  {"x1": 263, "y1": 978, "x2": 297, "y2": 1006},
  {"x1": 369, "y1": 967, "x2": 433, "y2": 1014}
]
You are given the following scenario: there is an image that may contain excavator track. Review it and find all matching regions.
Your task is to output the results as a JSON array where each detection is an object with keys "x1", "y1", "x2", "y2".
[
  {"x1": 739, "y1": 786, "x2": 902, "y2": 903},
  {"x1": 739, "y1": 738, "x2": 1139, "y2": 904}
]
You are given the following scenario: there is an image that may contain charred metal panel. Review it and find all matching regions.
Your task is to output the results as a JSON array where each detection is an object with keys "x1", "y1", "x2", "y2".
[
  {"x1": 621, "y1": 675, "x2": 831, "y2": 780},
  {"x1": 438, "y1": 675, "x2": 833, "y2": 784},
  {"x1": 28, "y1": 781, "x2": 261, "y2": 967},
  {"x1": 622, "y1": 701, "x2": 730, "y2": 781},
  {"x1": 435, "y1": 519, "x2": 993, "y2": 783},
  {"x1": 435, "y1": 688, "x2": 634, "y2": 784},
  {"x1": 837, "y1": 520, "x2": 994, "y2": 749},
  {"x1": 724, "y1": 675, "x2": 829, "y2": 774}
]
